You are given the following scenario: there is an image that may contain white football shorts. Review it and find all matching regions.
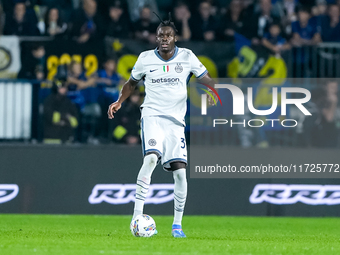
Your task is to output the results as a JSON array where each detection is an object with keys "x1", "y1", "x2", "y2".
[{"x1": 141, "y1": 115, "x2": 187, "y2": 171}]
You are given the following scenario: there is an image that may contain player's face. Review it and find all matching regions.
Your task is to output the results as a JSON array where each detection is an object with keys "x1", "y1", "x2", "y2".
[{"x1": 156, "y1": 26, "x2": 177, "y2": 53}]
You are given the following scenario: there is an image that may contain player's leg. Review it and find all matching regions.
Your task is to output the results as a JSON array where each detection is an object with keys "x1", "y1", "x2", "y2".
[
  {"x1": 133, "y1": 117, "x2": 163, "y2": 219},
  {"x1": 161, "y1": 117, "x2": 187, "y2": 237},
  {"x1": 133, "y1": 153, "x2": 158, "y2": 219},
  {"x1": 170, "y1": 162, "x2": 187, "y2": 238}
]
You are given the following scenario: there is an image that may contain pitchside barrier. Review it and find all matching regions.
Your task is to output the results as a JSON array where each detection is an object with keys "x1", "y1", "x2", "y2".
[{"x1": 1, "y1": 145, "x2": 340, "y2": 216}]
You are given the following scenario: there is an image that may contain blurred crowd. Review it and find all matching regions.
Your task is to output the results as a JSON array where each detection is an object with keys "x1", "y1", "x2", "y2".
[
  {"x1": 1, "y1": 0, "x2": 340, "y2": 147},
  {"x1": 1, "y1": 0, "x2": 340, "y2": 46}
]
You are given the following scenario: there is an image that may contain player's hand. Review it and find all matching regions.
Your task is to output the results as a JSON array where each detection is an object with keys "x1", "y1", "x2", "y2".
[
  {"x1": 208, "y1": 90, "x2": 218, "y2": 106},
  {"x1": 107, "y1": 101, "x2": 121, "y2": 119}
]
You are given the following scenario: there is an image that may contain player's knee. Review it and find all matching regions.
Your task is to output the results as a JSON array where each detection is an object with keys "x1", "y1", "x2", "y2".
[
  {"x1": 173, "y1": 168, "x2": 186, "y2": 183},
  {"x1": 143, "y1": 153, "x2": 158, "y2": 168}
]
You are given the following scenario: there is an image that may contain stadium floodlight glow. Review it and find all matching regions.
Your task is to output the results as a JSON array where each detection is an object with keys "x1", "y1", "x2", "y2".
[
  {"x1": 249, "y1": 184, "x2": 340, "y2": 205},
  {"x1": 88, "y1": 184, "x2": 174, "y2": 205},
  {"x1": 0, "y1": 184, "x2": 19, "y2": 203},
  {"x1": 201, "y1": 84, "x2": 312, "y2": 116}
]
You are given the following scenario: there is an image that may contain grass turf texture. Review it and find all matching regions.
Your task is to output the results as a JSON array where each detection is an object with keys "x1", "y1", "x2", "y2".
[{"x1": 0, "y1": 215, "x2": 340, "y2": 255}]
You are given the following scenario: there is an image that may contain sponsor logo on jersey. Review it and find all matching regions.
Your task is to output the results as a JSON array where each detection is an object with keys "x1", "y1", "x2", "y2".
[
  {"x1": 148, "y1": 139, "x2": 156, "y2": 146},
  {"x1": 151, "y1": 78, "x2": 179, "y2": 83},
  {"x1": 163, "y1": 65, "x2": 170, "y2": 72},
  {"x1": 0, "y1": 184, "x2": 19, "y2": 204},
  {"x1": 88, "y1": 184, "x2": 174, "y2": 204},
  {"x1": 175, "y1": 63, "x2": 183, "y2": 73},
  {"x1": 249, "y1": 184, "x2": 340, "y2": 205}
]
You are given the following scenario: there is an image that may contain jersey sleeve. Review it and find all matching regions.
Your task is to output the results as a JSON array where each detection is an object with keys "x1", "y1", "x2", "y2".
[
  {"x1": 130, "y1": 53, "x2": 145, "y2": 81},
  {"x1": 190, "y1": 51, "x2": 207, "y2": 79}
]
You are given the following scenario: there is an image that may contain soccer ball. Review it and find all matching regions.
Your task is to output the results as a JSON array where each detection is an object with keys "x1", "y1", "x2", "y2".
[{"x1": 130, "y1": 214, "x2": 156, "y2": 237}]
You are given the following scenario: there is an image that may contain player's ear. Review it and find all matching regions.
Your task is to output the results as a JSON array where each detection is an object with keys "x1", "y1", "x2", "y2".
[{"x1": 175, "y1": 35, "x2": 178, "y2": 42}]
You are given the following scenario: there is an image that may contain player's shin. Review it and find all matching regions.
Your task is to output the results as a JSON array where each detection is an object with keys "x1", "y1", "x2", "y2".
[
  {"x1": 172, "y1": 168, "x2": 187, "y2": 226},
  {"x1": 133, "y1": 153, "x2": 158, "y2": 219}
]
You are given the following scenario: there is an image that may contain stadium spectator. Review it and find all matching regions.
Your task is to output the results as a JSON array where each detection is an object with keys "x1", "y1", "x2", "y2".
[
  {"x1": 133, "y1": 6, "x2": 158, "y2": 43},
  {"x1": 35, "y1": 0, "x2": 73, "y2": 20},
  {"x1": 97, "y1": 58, "x2": 122, "y2": 138},
  {"x1": 311, "y1": 80, "x2": 339, "y2": 147},
  {"x1": 276, "y1": 0, "x2": 297, "y2": 21},
  {"x1": 262, "y1": 22, "x2": 291, "y2": 55},
  {"x1": 34, "y1": 0, "x2": 72, "y2": 9},
  {"x1": 312, "y1": 0, "x2": 328, "y2": 16},
  {"x1": 204, "y1": 0, "x2": 220, "y2": 16},
  {"x1": 173, "y1": 2, "x2": 191, "y2": 41},
  {"x1": 126, "y1": 0, "x2": 159, "y2": 23},
  {"x1": 106, "y1": 0, "x2": 131, "y2": 38},
  {"x1": 291, "y1": 6, "x2": 321, "y2": 46},
  {"x1": 70, "y1": 0, "x2": 105, "y2": 43},
  {"x1": 66, "y1": 61, "x2": 97, "y2": 109},
  {"x1": 112, "y1": 88, "x2": 141, "y2": 145},
  {"x1": 242, "y1": 0, "x2": 280, "y2": 44},
  {"x1": 43, "y1": 80, "x2": 79, "y2": 144},
  {"x1": 4, "y1": 2, "x2": 40, "y2": 36},
  {"x1": 275, "y1": 0, "x2": 298, "y2": 36},
  {"x1": 218, "y1": 0, "x2": 245, "y2": 41},
  {"x1": 97, "y1": 58, "x2": 121, "y2": 100},
  {"x1": 18, "y1": 43, "x2": 46, "y2": 80},
  {"x1": 190, "y1": 1, "x2": 218, "y2": 41},
  {"x1": 43, "y1": 7, "x2": 67, "y2": 36},
  {"x1": 319, "y1": 4, "x2": 340, "y2": 42}
]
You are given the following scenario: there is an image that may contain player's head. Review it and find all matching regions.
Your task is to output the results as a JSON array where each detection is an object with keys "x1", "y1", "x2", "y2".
[{"x1": 155, "y1": 12, "x2": 178, "y2": 53}]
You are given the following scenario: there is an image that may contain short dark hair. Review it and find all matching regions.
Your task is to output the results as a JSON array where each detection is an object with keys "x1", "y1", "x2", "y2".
[
  {"x1": 155, "y1": 12, "x2": 178, "y2": 35},
  {"x1": 31, "y1": 43, "x2": 44, "y2": 51},
  {"x1": 297, "y1": 5, "x2": 311, "y2": 14}
]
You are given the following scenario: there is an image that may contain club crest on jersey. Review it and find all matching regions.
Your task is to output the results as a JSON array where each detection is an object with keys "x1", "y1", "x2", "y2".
[
  {"x1": 163, "y1": 65, "x2": 170, "y2": 73},
  {"x1": 175, "y1": 63, "x2": 183, "y2": 73},
  {"x1": 148, "y1": 139, "x2": 157, "y2": 146}
]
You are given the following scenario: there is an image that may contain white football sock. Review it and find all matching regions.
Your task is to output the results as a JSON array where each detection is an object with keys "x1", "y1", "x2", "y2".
[
  {"x1": 172, "y1": 168, "x2": 187, "y2": 226},
  {"x1": 133, "y1": 154, "x2": 158, "y2": 219}
]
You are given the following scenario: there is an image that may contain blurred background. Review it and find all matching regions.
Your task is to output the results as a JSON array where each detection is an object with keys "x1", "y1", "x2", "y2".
[{"x1": 1, "y1": 0, "x2": 340, "y2": 216}]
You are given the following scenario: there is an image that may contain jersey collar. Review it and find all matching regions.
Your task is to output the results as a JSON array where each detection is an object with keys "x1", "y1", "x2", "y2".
[{"x1": 154, "y1": 46, "x2": 178, "y2": 62}]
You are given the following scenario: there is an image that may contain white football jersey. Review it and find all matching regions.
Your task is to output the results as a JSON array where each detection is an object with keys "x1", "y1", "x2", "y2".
[{"x1": 131, "y1": 46, "x2": 207, "y2": 125}]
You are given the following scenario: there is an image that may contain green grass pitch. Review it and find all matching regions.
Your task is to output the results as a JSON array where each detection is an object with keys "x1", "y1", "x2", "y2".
[{"x1": 0, "y1": 214, "x2": 340, "y2": 255}]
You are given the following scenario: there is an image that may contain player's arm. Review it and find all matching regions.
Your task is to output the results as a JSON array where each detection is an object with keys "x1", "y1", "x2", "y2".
[
  {"x1": 108, "y1": 52, "x2": 145, "y2": 119},
  {"x1": 190, "y1": 51, "x2": 217, "y2": 106},
  {"x1": 199, "y1": 73, "x2": 218, "y2": 106},
  {"x1": 107, "y1": 78, "x2": 139, "y2": 119}
]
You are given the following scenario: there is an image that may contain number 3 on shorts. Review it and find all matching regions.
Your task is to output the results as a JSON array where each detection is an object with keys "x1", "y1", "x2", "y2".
[{"x1": 181, "y1": 138, "x2": 186, "y2": 149}]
